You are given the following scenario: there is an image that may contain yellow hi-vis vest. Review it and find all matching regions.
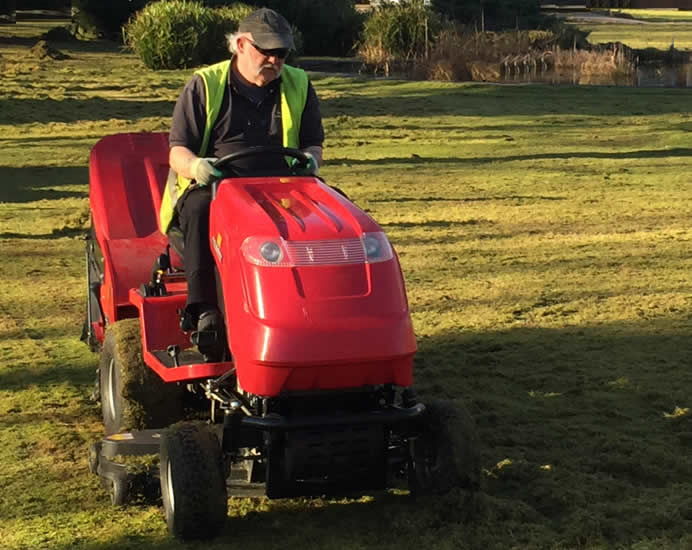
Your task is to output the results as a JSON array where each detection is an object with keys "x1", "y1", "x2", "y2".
[{"x1": 159, "y1": 60, "x2": 309, "y2": 234}]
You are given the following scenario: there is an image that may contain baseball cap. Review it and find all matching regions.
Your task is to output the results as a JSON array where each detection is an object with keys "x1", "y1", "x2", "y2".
[{"x1": 238, "y1": 8, "x2": 295, "y2": 51}]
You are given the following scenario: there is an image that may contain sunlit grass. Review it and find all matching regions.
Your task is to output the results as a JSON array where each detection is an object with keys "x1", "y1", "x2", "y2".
[
  {"x1": 608, "y1": 8, "x2": 692, "y2": 22},
  {"x1": 579, "y1": 22, "x2": 692, "y2": 49}
]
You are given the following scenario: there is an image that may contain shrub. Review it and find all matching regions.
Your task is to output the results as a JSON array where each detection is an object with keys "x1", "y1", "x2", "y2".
[
  {"x1": 0, "y1": 0, "x2": 16, "y2": 22},
  {"x1": 359, "y1": 0, "x2": 440, "y2": 75},
  {"x1": 72, "y1": 0, "x2": 148, "y2": 39},
  {"x1": 123, "y1": 0, "x2": 252, "y2": 70},
  {"x1": 432, "y1": 0, "x2": 543, "y2": 30}
]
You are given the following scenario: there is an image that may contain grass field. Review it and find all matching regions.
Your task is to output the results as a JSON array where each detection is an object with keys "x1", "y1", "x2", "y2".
[
  {"x1": 606, "y1": 9, "x2": 692, "y2": 22},
  {"x1": 580, "y1": 22, "x2": 692, "y2": 50},
  {"x1": 570, "y1": 9, "x2": 692, "y2": 49},
  {"x1": 1, "y1": 18, "x2": 691, "y2": 550}
]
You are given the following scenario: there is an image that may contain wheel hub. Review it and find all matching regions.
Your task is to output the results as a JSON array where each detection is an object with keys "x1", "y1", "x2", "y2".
[{"x1": 106, "y1": 358, "x2": 117, "y2": 422}]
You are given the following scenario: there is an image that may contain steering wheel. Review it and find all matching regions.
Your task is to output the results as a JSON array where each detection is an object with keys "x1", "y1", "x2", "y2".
[
  {"x1": 212, "y1": 146, "x2": 309, "y2": 174},
  {"x1": 210, "y1": 146, "x2": 311, "y2": 198}
]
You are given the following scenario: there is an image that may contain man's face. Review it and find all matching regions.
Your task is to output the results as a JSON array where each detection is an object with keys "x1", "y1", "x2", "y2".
[{"x1": 236, "y1": 35, "x2": 288, "y2": 87}]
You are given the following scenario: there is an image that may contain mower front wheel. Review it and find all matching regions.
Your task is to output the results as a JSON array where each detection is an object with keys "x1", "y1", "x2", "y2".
[
  {"x1": 408, "y1": 398, "x2": 481, "y2": 496},
  {"x1": 160, "y1": 422, "x2": 228, "y2": 540}
]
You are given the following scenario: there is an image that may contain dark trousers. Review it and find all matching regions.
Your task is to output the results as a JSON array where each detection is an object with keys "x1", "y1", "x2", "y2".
[{"x1": 176, "y1": 186, "x2": 217, "y2": 308}]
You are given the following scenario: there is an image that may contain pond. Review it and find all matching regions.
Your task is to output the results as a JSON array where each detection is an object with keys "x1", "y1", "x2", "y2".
[{"x1": 500, "y1": 62, "x2": 692, "y2": 87}]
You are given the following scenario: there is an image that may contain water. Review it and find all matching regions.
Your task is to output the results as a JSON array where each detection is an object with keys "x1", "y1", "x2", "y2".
[{"x1": 501, "y1": 62, "x2": 692, "y2": 88}]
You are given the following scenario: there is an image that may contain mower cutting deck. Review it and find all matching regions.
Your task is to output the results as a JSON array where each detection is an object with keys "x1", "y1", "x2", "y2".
[{"x1": 84, "y1": 133, "x2": 480, "y2": 540}]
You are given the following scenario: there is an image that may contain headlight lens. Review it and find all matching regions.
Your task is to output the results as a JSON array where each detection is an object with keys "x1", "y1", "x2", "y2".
[
  {"x1": 363, "y1": 235, "x2": 381, "y2": 258},
  {"x1": 260, "y1": 241, "x2": 282, "y2": 263},
  {"x1": 360, "y1": 232, "x2": 393, "y2": 263},
  {"x1": 242, "y1": 237, "x2": 291, "y2": 267}
]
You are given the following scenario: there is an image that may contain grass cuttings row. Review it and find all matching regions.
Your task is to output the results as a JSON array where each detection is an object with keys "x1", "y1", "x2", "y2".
[{"x1": 0, "y1": 19, "x2": 691, "y2": 550}]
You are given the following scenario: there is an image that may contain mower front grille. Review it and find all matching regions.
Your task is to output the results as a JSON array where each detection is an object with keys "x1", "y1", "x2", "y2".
[{"x1": 285, "y1": 239, "x2": 365, "y2": 266}]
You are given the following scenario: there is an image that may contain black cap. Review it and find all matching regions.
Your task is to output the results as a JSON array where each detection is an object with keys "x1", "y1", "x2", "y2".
[{"x1": 238, "y1": 8, "x2": 294, "y2": 50}]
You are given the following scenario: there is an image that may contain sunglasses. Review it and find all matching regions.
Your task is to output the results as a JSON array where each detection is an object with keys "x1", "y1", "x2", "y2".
[{"x1": 248, "y1": 40, "x2": 289, "y2": 60}]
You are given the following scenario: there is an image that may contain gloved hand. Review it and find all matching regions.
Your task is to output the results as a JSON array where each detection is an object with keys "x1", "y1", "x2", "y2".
[
  {"x1": 190, "y1": 157, "x2": 222, "y2": 186},
  {"x1": 290, "y1": 152, "x2": 319, "y2": 176}
]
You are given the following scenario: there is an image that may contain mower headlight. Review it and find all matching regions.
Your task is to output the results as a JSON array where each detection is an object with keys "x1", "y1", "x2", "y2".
[
  {"x1": 363, "y1": 235, "x2": 381, "y2": 258},
  {"x1": 260, "y1": 241, "x2": 283, "y2": 263},
  {"x1": 241, "y1": 237, "x2": 292, "y2": 267},
  {"x1": 361, "y1": 232, "x2": 393, "y2": 263},
  {"x1": 241, "y1": 233, "x2": 394, "y2": 267}
]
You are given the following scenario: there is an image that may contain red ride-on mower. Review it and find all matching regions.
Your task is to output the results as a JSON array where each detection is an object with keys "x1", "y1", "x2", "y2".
[{"x1": 84, "y1": 132, "x2": 480, "y2": 540}]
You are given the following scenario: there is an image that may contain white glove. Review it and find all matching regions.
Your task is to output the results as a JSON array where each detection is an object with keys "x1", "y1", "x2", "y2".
[{"x1": 190, "y1": 157, "x2": 222, "y2": 186}]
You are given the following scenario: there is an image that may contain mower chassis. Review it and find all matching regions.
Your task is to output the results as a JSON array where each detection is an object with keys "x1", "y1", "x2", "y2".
[{"x1": 89, "y1": 429, "x2": 268, "y2": 505}]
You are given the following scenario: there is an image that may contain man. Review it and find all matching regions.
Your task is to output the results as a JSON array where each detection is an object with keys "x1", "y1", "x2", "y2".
[{"x1": 161, "y1": 8, "x2": 324, "y2": 359}]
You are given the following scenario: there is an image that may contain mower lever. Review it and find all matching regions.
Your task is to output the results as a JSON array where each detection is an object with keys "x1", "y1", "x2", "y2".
[{"x1": 167, "y1": 345, "x2": 180, "y2": 367}]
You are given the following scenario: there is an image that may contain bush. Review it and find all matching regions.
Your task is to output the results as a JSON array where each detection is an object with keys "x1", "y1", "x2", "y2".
[
  {"x1": 432, "y1": 0, "x2": 544, "y2": 31},
  {"x1": 0, "y1": 0, "x2": 15, "y2": 21},
  {"x1": 123, "y1": 0, "x2": 252, "y2": 70},
  {"x1": 72, "y1": 0, "x2": 148, "y2": 39},
  {"x1": 359, "y1": 0, "x2": 440, "y2": 74}
]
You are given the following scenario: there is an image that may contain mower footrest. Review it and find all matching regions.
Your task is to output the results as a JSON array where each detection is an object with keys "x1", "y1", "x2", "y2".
[
  {"x1": 152, "y1": 348, "x2": 205, "y2": 368},
  {"x1": 101, "y1": 430, "x2": 162, "y2": 458}
]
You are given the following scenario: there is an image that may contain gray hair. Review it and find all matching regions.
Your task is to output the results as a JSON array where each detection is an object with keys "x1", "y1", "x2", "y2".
[{"x1": 226, "y1": 31, "x2": 252, "y2": 54}]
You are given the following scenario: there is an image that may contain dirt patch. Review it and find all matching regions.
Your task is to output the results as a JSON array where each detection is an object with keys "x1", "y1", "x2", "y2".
[{"x1": 27, "y1": 40, "x2": 70, "y2": 60}]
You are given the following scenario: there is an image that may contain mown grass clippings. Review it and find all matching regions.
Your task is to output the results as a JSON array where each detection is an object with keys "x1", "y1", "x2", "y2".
[{"x1": 0, "y1": 17, "x2": 690, "y2": 550}]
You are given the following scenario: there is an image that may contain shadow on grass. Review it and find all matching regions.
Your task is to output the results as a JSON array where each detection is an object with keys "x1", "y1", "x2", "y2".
[
  {"x1": 0, "y1": 228, "x2": 86, "y2": 239},
  {"x1": 367, "y1": 195, "x2": 567, "y2": 204},
  {"x1": 0, "y1": 29, "x2": 122, "y2": 54},
  {"x1": 329, "y1": 147, "x2": 692, "y2": 167},
  {"x1": 381, "y1": 219, "x2": 490, "y2": 229},
  {"x1": 0, "y1": 362, "x2": 96, "y2": 392},
  {"x1": 46, "y1": 491, "x2": 482, "y2": 550},
  {"x1": 320, "y1": 83, "x2": 692, "y2": 118},
  {"x1": 0, "y1": 97, "x2": 175, "y2": 124},
  {"x1": 0, "y1": 166, "x2": 87, "y2": 202}
]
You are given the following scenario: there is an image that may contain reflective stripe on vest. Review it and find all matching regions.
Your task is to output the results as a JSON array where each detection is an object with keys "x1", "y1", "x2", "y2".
[{"x1": 159, "y1": 61, "x2": 309, "y2": 234}]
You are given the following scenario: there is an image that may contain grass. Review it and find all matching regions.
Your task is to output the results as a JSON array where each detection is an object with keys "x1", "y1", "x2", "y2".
[
  {"x1": 579, "y1": 22, "x2": 692, "y2": 50},
  {"x1": 567, "y1": 10, "x2": 692, "y2": 49},
  {"x1": 605, "y1": 9, "x2": 692, "y2": 23},
  {"x1": 1, "y1": 17, "x2": 692, "y2": 550}
]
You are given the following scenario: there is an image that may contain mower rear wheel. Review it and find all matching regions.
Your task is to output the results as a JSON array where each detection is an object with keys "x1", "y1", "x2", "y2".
[
  {"x1": 160, "y1": 422, "x2": 228, "y2": 540},
  {"x1": 109, "y1": 477, "x2": 129, "y2": 506},
  {"x1": 99, "y1": 318, "x2": 183, "y2": 435},
  {"x1": 408, "y1": 398, "x2": 481, "y2": 496}
]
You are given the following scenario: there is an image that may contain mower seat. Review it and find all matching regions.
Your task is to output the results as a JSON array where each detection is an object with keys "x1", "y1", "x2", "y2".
[{"x1": 143, "y1": 156, "x2": 185, "y2": 268}]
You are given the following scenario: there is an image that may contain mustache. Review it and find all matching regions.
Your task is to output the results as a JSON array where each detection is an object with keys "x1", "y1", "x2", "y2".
[{"x1": 255, "y1": 63, "x2": 282, "y2": 77}]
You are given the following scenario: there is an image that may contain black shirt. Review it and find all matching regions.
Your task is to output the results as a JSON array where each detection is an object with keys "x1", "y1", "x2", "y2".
[{"x1": 169, "y1": 62, "x2": 324, "y2": 177}]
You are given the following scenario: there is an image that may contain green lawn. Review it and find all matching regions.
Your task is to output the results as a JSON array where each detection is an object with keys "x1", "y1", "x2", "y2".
[
  {"x1": 566, "y1": 9, "x2": 692, "y2": 49},
  {"x1": 579, "y1": 22, "x2": 692, "y2": 49},
  {"x1": 607, "y1": 8, "x2": 692, "y2": 22},
  {"x1": 1, "y1": 18, "x2": 691, "y2": 550}
]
